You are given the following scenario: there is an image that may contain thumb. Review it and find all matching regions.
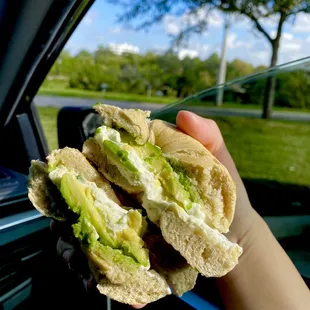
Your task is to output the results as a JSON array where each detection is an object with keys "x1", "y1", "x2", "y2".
[
  {"x1": 176, "y1": 111, "x2": 238, "y2": 180},
  {"x1": 176, "y1": 111, "x2": 224, "y2": 156}
]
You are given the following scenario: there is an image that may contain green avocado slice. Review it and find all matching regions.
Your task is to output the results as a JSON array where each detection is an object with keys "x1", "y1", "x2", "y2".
[
  {"x1": 59, "y1": 172, "x2": 149, "y2": 267},
  {"x1": 103, "y1": 140, "x2": 138, "y2": 173},
  {"x1": 89, "y1": 240, "x2": 142, "y2": 273},
  {"x1": 168, "y1": 162, "x2": 202, "y2": 205},
  {"x1": 60, "y1": 173, "x2": 116, "y2": 247},
  {"x1": 134, "y1": 143, "x2": 194, "y2": 210}
]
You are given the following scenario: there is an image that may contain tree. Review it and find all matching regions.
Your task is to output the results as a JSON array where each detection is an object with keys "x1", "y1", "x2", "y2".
[
  {"x1": 156, "y1": 52, "x2": 182, "y2": 93},
  {"x1": 218, "y1": 1, "x2": 310, "y2": 118},
  {"x1": 139, "y1": 52, "x2": 164, "y2": 96},
  {"x1": 227, "y1": 59, "x2": 254, "y2": 80},
  {"x1": 276, "y1": 71, "x2": 310, "y2": 109},
  {"x1": 111, "y1": 0, "x2": 310, "y2": 118}
]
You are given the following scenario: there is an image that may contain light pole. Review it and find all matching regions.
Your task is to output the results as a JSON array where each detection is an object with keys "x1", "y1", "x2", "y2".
[{"x1": 216, "y1": 16, "x2": 230, "y2": 107}]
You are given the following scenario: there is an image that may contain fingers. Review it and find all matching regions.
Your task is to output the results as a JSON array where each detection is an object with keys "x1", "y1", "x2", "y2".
[
  {"x1": 176, "y1": 111, "x2": 224, "y2": 156},
  {"x1": 56, "y1": 237, "x2": 75, "y2": 264},
  {"x1": 52, "y1": 219, "x2": 97, "y2": 294},
  {"x1": 56, "y1": 236, "x2": 98, "y2": 293},
  {"x1": 176, "y1": 110, "x2": 239, "y2": 178}
]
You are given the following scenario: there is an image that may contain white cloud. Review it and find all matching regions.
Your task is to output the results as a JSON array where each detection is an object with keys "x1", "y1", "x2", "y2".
[
  {"x1": 178, "y1": 48, "x2": 199, "y2": 59},
  {"x1": 277, "y1": 32, "x2": 308, "y2": 64},
  {"x1": 174, "y1": 43, "x2": 209, "y2": 60},
  {"x1": 199, "y1": 44, "x2": 210, "y2": 52},
  {"x1": 270, "y1": 31, "x2": 294, "y2": 42},
  {"x1": 191, "y1": 43, "x2": 210, "y2": 59},
  {"x1": 227, "y1": 32, "x2": 237, "y2": 49},
  {"x1": 163, "y1": 15, "x2": 181, "y2": 35},
  {"x1": 251, "y1": 50, "x2": 270, "y2": 65},
  {"x1": 226, "y1": 32, "x2": 253, "y2": 49},
  {"x1": 270, "y1": 30, "x2": 276, "y2": 39},
  {"x1": 108, "y1": 42, "x2": 140, "y2": 55},
  {"x1": 83, "y1": 16, "x2": 93, "y2": 26},
  {"x1": 280, "y1": 32, "x2": 301, "y2": 53},
  {"x1": 192, "y1": 8, "x2": 223, "y2": 28},
  {"x1": 208, "y1": 10, "x2": 223, "y2": 27},
  {"x1": 282, "y1": 42, "x2": 301, "y2": 51},
  {"x1": 162, "y1": 9, "x2": 225, "y2": 37},
  {"x1": 81, "y1": 9, "x2": 98, "y2": 27},
  {"x1": 258, "y1": 14, "x2": 280, "y2": 30},
  {"x1": 283, "y1": 32, "x2": 293, "y2": 40},
  {"x1": 109, "y1": 26, "x2": 122, "y2": 34},
  {"x1": 292, "y1": 13, "x2": 310, "y2": 33}
]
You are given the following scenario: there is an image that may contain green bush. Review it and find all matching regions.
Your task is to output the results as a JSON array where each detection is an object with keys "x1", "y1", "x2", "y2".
[{"x1": 276, "y1": 71, "x2": 310, "y2": 109}]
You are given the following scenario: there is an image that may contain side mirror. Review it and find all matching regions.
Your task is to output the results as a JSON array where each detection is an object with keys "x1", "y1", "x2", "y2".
[{"x1": 57, "y1": 107, "x2": 102, "y2": 150}]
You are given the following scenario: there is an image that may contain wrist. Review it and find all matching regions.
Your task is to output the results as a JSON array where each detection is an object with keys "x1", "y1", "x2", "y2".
[
  {"x1": 235, "y1": 210, "x2": 267, "y2": 253},
  {"x1": 227, "y1": 210, "x2": 269, "y2": 276}
]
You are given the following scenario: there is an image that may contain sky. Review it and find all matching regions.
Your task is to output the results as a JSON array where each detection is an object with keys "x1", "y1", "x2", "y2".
[{"x1": 65, "y1": 1, "x2": 310, "y2": 67}]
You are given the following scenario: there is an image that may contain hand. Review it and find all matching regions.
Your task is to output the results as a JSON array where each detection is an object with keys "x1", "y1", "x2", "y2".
[{"x1": 50, "y1": 219, "x2": 97, "y2": 294}]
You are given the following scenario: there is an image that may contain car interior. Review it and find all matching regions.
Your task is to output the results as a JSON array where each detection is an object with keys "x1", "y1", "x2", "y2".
[{"x1": 0, "y1": 1, "x2": 309, "y2": 309}]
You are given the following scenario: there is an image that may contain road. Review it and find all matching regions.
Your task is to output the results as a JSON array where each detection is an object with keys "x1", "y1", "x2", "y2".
[{"x1": 34, "y1": 95, "x2": 310, "y2": 122}]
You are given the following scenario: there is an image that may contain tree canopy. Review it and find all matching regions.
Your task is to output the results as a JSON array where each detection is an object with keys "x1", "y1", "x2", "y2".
[
  {"x1": 44, "y1": 46, "x2": 310, "y2": 109},
  {"x1": 109, "y1": 0, "x2": 310, "y2": 117}
]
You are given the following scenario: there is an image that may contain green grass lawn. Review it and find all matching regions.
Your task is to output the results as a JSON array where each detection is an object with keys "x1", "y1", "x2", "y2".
[
  {"x1": 37, "y1": 106, "x2": 310, "y2": 186},
  {"x1": 38, "y1": 87, "x2": 310, "y2": 113},
  {"x1": 37, "y1": 107, "x2": 59, "y2": 151},
  {"x1": 38, "y1": 87, "x2": 176, "y2": 104},
  {"x1": 217, "y1": 102, "x2": 310, "y2": 113},
  {"x1": 217, "y1": 116, "x2": 310, "y2": 186}
]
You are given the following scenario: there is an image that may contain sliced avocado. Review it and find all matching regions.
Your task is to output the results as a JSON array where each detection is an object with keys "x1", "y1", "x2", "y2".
[
  {"x1": 72, "y1": 216, "x2": 99, "y2": 246},
  {"x1": 159, "y1": 168, "x2": 192, "y2": 210},
  {"x1": 90, "y1": 240, "x2": 142, "y2": 272},
  {"x1": 133, "y1": 142, "x2": 161, "y2": 163},
  {"x1": 127, "y1": 209, "x2": 144, "y2": 235},
  {"x1": 103, "y1": 140, "x2": 138, "y2": 173},
  {"x1": 60, "y1": 173, "x2": 116, "y2": 247},
  {"x1": 168, "y1": 162, "x2": 202, "y2": 205},
  {"x1": 133, "y1": 143, "x2": 193, "y2": 210},
  {"x1": 117, "y1": 228, "x2": 149, "y2": 267},
  {"x1": 59, "y1": 172, "x2": 150, "y2": 267}
]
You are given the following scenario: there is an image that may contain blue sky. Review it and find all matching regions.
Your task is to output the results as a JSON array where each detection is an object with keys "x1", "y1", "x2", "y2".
[{"x1": 65, "y1": 1, "x2": 310, "y2": 66}]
